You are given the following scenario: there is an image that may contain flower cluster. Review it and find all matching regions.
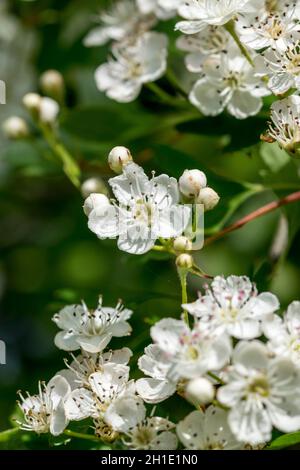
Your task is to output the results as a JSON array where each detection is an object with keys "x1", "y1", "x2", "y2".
[
  {"x1": 17, "y1": 275, "x2": 300, "y2": 449},
  {"x1": 84, "y1": 0, "x2": 300, "y2": 155},
  {"x1": 83, "y1": 146, "x2": 219, "y2": 255}
]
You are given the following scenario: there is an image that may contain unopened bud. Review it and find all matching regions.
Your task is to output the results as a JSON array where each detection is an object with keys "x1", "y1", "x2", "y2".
[
  {"x1": 197, "y1": 187, "x2": 220, "y2": 211},
  {"x1": 176, "y1": 253, "x2": 193, "y2": 270},
  {"x1": 83, "y1": 193, "x2": 110, "y2": 216},
  {"x1": 179, "y1": 169, "x2": 207, "y2": 199},
  {"x1": 23, "y1": 93, "x2": 42, "y2": 116},
  {"x1": 173, "y1": 236, "x2": 192, "y2": 252},
  {"x1": 40, "y1": 70, "x2": 64, "y2": 101},
  {"x1": 185, "y1": 377, "x2": 215, "y2": 406},
  {"x1": 2, "y1": 116, "x2": 29, "y2": 139},
  {"x1": 39, "y1": 97, "x2": 60, "y2": 124},
  {"x1": 108, "y1": 146, "x2": 133, "y2": 174},
  {"x1": 81, "y1": 177, "x2": 108, "y2": 199}
]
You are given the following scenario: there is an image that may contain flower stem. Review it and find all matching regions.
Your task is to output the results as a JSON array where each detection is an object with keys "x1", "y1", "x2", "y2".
[
  {"x1": 179, "y1": 271, "x2": 189, "y2": 326},
  {"x1": 165, "y1": 69, "x2": 188, "y2": 99},
  {"x1": 40, "y1": 123, "x2": 81, "y2": 189},
  {"x1": 225, "y1": 20, "x2": 254, "y2": 67},
  {"x1": 208, "y1": 371, "x2": 225, "y2": 385},
  {"x1": 63, "y1": 429, "x2": 100, "y2": 442},
  {"x1": 145, "y1": 82, "x2": 187, "y2": 108}
]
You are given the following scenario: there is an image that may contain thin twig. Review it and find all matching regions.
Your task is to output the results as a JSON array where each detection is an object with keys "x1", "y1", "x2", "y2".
[{"x1": 205, "y1": 191, "x2": 300, "y2": 246}]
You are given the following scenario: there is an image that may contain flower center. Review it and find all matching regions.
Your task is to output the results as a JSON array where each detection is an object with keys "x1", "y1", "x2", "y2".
[
  {"x1": 266, "y1": 18, "x2": 284, "y2": 39},
  {"x1": 247, "y1": 374, "x2": 269, "y2": 397},
  {"x1": 133, "y1": 426, "x2": 154, "y2": 447},
  {"x1": 133, "y1": 200, "x2": 153, "y2": 226}
]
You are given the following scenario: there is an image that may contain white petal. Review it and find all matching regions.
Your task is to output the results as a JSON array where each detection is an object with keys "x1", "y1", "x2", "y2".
[
  {"x1": 105, "y1": 395, "x2": 146, "y2": 433},
  {"x1": 77, "y1": 333, "x2": 112, "y2": 353},
  {"x1": 227, "y1": 90, "x2": 262, "y2": 119},
  {"x1": 136, "y1": 378, "x2": 176, "y2": 403},
  {"x1": 189, "y1": 78, "x2": 229, "y2": 116}
]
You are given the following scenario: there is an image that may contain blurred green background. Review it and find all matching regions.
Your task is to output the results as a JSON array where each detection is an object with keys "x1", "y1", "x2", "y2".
[{"x1": 0, "y1": 0, "x2": 300, "y2": 447}]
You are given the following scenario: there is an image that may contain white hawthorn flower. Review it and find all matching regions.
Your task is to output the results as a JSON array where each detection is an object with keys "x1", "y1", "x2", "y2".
[
  {"x1": 137, "y1": 0, "x2": 180, "y2": 20},
  {"x1": 177, "y1": 407, "x2": 244, "y2": 450},
  {"x1": 17, "y1": 375, "x2": 70, "y2": 436},
  {"x1": 267, "y1": 95, "x2": 300, "y2": 155},
  {"x1": 95, "y1": 32, "x2": 168, "y2": 103},
  {"x1": 150, "y1": 318, "x2": 232, "y2": 380},
  {"x1": 255, "y1": 42, "x2": 300, "y2": 95},
  {"x1": 136, "y1": 344, "x2": 177, "y2": 403},
  {"x1": 84, "y1": 0, "x2": 155, "y2": 47},
  {"x1": 176, "y1": 26, "x2": 233, "y2": 73},
  {"x1": 189, "y1": 52, "x2": 270, "y2": 119},
  {"x1": 52, "y1": 297, "x2": 133, "y2": 353},
  {"x1": 65, "y1": 363, "x2": 135, "y2": 422},
  {"x1": 105, "y1": 395, "x2": 178, "y2": 450},
  {"x1": 87, "y1": 162, "x2": 191, "y2": 255},
  {"x1": 176, "y1": 0, "x2": 253, "y2": 34},
  {"x1": 218, "y1": 341, "x2": 300, "y2": 445},
  {"x1": 236, "y1": 7, "x2": 300, "y2": 52},
  {"x1": 184, "y1": 275, "x2": 279, "y2": 340},
  {"x1": 263, "y1": 301, "x2": 300, "y2": 366},
  {"x1": 58, "y1": 348, "x2": 133, "y2": 389}
]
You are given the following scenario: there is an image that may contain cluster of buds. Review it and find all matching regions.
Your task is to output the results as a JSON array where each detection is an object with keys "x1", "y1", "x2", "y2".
[
  {"x1": 179, "y1": 169, "x2": 220, "y2": 211},
  {"x1": 2, "y1": 69, "x2": 64, "y2": 140}
]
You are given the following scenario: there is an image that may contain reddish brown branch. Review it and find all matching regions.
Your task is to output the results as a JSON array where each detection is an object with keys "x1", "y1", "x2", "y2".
[{"x1": 205, "y1": 191, "x2": 300, "y2": 247}]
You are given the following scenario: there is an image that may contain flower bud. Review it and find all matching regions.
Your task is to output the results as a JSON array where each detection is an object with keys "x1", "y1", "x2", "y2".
[
  {"x1": 179, "y1": 169, "x2": 207, "y2": 199},
  {"x1": 173, "y1": 236, "x2": 192, "y2": 252},
  {"x1": 108, "y1": 146, "x2": 133, "y2": 174},
  {"x1": 39, "y1": 97, "x2": 60, "y2": 124},
  {"x1": 176, "y1": 253, "x2": 193, "y2": 270},
  {"x1": 197, "y1": 187, "x2": 220, "y2": 211},
  {"x1": 23, "y1": 93, "x2": 42, "y2": 116},
  {"x1": 40, "y1": 70, "x2": 64, "y2": 100},
  {"x1": 81, "y1": 177, "x2": 108, "y2": 199},
  {"x1": 2, "y1": 116, "x2": 29, "y2": 139},
  {"x1": 185, "y1": 377, "x2": 215, "y2": 406},
  {"x1": 83, "y1": 193, "x2": 110, "y2": 216}
]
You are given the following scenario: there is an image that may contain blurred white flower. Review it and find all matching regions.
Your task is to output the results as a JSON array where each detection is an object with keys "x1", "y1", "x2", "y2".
[
  {"x1": 137, "y1": 0, "x2": 180, "y2": 20},
  {"x1": 87, "y1": 162, "x2": 191, "y2": 255},
  {"x1": 177, "y1": 26, "x2": 232, "y2": 73},
  {"x1": 17, "y1": 375, "x2": 70, "y2": 436},
  {"x1": 150, "y1": 318, "x2": 232, "y2": 380},
  {"x1": 177, "y1": 407, "x2": 244, "y2": 450},
  {"x1": 84, "y1": 0, "x2": 155, "y2": 47},
  {"x1": 2, "y1": 116, "x2": 29, "y2": 139},
  {"x1": 95, "y1": 32, "x2": 168, "y2": 103},
  {"x1": 236, "y1": 7, "x2": 300, "y2": 52},
  {"x1": 136, "y1": 344, "x2": 176, "y2": 403},
  {"x1": 105, "y1": 395, "x2": 177, "y2": 449},
  {"x1": 189, "y1": 51, "x2": 270, "y2": 119},
  {"x1": 52, "y1": 297, "x2": 133, "y2": 353},
  {"x1": 176, "y1": 0, "x2": 253, "y2": 34},
  {"x1": 267, "y1": 95, "x2": 300, "y2": 155},
  {"x1": 255, "y1": 42, "x2": 300, "y2": 95},
  {"x1": 218, "y1": 341, "x2": 300, "y2": 445},
  {"x1": 184, "y1": 275, "x2": 279, "y2": 339},
  {"x1": 264, "y1": 301, "x2": 300, "y2": 366}
]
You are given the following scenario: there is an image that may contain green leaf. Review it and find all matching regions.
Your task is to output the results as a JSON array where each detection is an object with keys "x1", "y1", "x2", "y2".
[
  {"x1": 269, "y1": 432, "x2": 300, "y2": 450},
  {"x1": 260, "y1": 142, "x2": 290, "y2": 173},
  {"x1": 176, "y1": 115, "x2": 267, "y2": 152}
]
